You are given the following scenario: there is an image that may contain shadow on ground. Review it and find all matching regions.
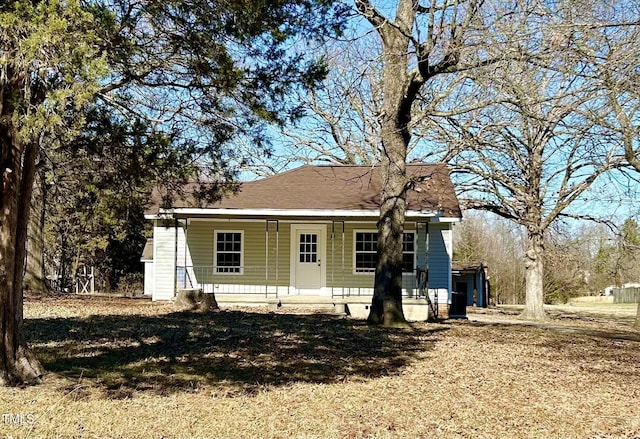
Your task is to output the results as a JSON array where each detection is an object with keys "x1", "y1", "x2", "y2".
[{"x1": 25, "y1": 310, "x2": 446, "y2": 396}]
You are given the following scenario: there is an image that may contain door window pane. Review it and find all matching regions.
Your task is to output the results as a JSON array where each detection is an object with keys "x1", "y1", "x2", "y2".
[{"x1": 299, "y1": 233, "x2": 318, "y2": 263}]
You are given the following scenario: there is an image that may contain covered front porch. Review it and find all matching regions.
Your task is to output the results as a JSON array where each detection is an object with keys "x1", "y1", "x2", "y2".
[
  {"x1": 149, "y1": 216, "x2": 456, "y2": 320},
  {"x1": 177, "y1": 264, "x2": 442, "y2": 320}
]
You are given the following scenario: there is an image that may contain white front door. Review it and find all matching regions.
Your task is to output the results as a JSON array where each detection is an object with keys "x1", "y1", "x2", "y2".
[{"x1": 291, "y1": 225, "x2": 326, "y2": 294}]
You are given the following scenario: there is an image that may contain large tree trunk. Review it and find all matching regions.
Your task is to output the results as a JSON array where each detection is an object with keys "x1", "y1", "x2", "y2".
[
  {"x1": 521, "y1": 229, "x2": 547, "y2": 320},
  {"x1": 365, "y1": 5, "x2": 417, "y2": 326},
  {"x1": 24, "y1": 166, "x2": 50, "y2": 294},
  {"x1": 368, "y1": 155, "x2": 408, "y2": 326},
  {"x1": 0, "y1": 124, "x2": 46, "y2": 385}
]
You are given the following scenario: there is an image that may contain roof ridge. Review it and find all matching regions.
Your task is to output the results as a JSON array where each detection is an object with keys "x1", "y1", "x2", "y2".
[
  {"x1": 242, "y1": 162, "x2": 447, "y2": 184},
  {"x1": 307, "y1": 162, "x2": 444, "y2": 167},
  {"x1": 241, "y1": 164, "x2": 314, "y2": 184}
]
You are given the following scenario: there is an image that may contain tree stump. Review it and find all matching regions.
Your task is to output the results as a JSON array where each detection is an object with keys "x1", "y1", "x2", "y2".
[{"x1": 175, "y1": 289, "x2": 220, "y2": 312}]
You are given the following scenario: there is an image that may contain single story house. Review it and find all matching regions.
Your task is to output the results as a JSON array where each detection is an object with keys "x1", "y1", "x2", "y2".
[{"x1": 143, "y1": 163, "x2": 464, "y2": 319}]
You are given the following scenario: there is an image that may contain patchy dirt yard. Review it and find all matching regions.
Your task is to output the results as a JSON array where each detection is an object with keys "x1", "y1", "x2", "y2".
[{"x1": 1, "y1": 296, "x2": 639, "y2": 438}]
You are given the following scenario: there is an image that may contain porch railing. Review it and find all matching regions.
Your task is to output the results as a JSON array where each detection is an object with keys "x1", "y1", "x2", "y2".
[
  {"x1": 177, "y1": 265, "x2": 435, "y2": 299},
  {"x1": 177, "y1": 265, "x2": 282, "y2": 296},
  {"x1": 327, "y1": 267, "x2": 438, "y2": 316}
]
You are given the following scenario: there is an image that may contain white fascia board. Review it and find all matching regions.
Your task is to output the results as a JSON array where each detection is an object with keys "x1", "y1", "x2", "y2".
[
  {"x1": 145, "y1": 213, "x2": 176, "y2": 220},
  {"x1": 149, "y1": 207, "x2": 443, "y2": 219},
  {"x1": 429, "y1": 216, "x2": 462, "y2": 223}
]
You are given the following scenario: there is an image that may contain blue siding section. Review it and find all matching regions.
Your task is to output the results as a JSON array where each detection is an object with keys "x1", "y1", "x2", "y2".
[
  {"x1": 427, "y1": 222, "x2": 453, "y2": 304},
  {"x1": 416, "y1": 223, "x2": 428, "y2": 270}
]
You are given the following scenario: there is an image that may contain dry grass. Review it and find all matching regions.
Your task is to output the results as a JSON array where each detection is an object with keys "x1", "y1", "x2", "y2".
[{"x1": 1, "y1": 296, "x2": 639, "y2": 439}]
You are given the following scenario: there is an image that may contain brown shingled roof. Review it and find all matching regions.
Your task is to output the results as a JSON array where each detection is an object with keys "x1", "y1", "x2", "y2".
[{"x1": 148, "y1": 163, "x2": 461, "y2": 218}]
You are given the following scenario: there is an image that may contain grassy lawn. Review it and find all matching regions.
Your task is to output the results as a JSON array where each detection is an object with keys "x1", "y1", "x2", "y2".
[{"x1": 2, "y1": 296, "x2": 639, "y2": 438}]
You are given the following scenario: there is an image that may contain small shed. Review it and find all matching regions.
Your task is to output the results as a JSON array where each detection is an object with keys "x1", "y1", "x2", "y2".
[{"x1": 452, "y1": 262, "x2": 489, "y2": 307}]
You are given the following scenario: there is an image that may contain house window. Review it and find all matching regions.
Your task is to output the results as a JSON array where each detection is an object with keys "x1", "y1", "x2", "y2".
[
  {"x1": 354, "y1": 232, "x2": 378, "y2": 273},
  {"x1": 215, "y1": 231, "x2": 243, "y2": 274},
  {"x1": 402, "y1": 232, "x2": 415, "y2": 273},
  {"x1": 354, "y1": 231, "x2": 415, "y2": 274}
]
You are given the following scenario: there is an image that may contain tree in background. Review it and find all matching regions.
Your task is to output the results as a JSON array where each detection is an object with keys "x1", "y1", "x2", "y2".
[
  {"x1": 453, "y1": 212, "x2": 526, "y2": 305},
  {"x1": 24, "y1": 159, "x2": 49, "y2": 294},
  {"x1": 455, "y1": 213, "x2": 640, "y2": 305},
  {"x1": 543, "y1": 224, "x2": 596, "y2": 304},
  {"x1": 616, "y1": 219, "x2": 640, "y2": 284},
  {"x1": 435, "y1": 2, "x2": 636, "y2": 318},
  {"x1": 0, "y1": 0, "x2": 344, "y2": 385},
  {"x1": 262, "y1": 36, "x2": 383, "y2": 172},
  {"x1": 42, "y1": 106, "x2": 198, "y2": 293}
]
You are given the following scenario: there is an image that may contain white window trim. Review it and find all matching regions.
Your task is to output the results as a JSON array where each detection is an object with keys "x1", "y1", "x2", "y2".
[
  {"x1": 352, "y1": 229, "x2": 377, "y2": 275},
  {"x1": 351, "y1": 229, "x2": 418, "y2": 276},
  {"x1": 403, "y1": 231, "x2": 417, "y2": 274},
  {"x1": 214, "y1": 230, "x2": 244, "y2": 275},
  {"x1": 352, "y1": 229, "x2": 416, "y2": 275}
]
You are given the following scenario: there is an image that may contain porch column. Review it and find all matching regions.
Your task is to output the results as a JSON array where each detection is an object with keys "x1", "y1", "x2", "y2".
[{"x1": 266, "y1": 220, "x2": 280, "y2": 297}]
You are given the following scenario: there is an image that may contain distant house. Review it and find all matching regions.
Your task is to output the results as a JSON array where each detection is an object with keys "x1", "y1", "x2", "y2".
[
  {"x1": 143, "y1": 163, "x2": 465, "y2": 319},
  {"x1": 603, "y1": 283, "x2": 640, "y2": 296}
]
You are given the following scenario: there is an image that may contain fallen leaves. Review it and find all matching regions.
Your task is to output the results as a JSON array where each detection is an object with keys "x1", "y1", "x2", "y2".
[{"x1": 2, "y1": 296, "x2": 638, "y2": 438}]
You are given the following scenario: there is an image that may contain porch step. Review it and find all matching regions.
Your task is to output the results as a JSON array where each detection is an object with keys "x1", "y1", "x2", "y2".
[
  {"x1": 267, "y1": 295, "x2": 347, "y2": 314},
  {"x1": 212, "y1": 294, "x2": 347, "y2": 314}
]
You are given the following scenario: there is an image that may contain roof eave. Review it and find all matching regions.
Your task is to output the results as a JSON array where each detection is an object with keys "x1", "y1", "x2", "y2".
[{"x1": 145, "y1": 207, "x2": 458, "y2": 220}]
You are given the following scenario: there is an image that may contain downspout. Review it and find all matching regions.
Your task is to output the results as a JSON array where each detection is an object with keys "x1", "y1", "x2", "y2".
[
  {"x1": 275, "y1": 220, "x2": 279, "y2": 297},
  {"x1": 265, "y1": 220, "x2": 269, "y2": 297},
  {"x1": 483, "y1": 264, "x2": 489, "y2": 308},
  {"x1": 473, "y1": 266, "x2": 478, "y2": 307},
  {"x1": 425, "y1": 221, "x2": 435, "y2": 316},
  {"x1": 174, "y1": 217, "x2": 178, "y2": 297}
]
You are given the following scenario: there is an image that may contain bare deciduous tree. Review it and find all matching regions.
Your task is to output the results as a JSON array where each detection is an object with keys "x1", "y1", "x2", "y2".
[
  {"x1": 453, "y1": 212, "x2": 526, "y2": 304},
  {"x1": 270, "y1": 0, "x2": 546, "y2": 325},
  {"x1": 244, "y1": 36, "x2": 385, "y2": 174},
  {"x1": 352, "y1": 0, "x2": 530, "y2": 325},
  {"x1": 441, "y1": 53, "x2": 628, "y2": 318},
  {"x1": 564, "y1": 2, "x2": 640, "y2": 173}
]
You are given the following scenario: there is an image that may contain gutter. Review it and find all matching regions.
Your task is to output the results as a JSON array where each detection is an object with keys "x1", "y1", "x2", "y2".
[{"x1": 145, "y1": 207, "x2": 460, "y2": 221}]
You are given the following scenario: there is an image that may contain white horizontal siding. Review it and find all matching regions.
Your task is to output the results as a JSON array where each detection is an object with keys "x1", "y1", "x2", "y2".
[
  {"x1": 153, "y1": 221, "x2": 177, "y2": 301},
  {"x1": 143, "y1": 262, "x2": 154, "y2": 296},
  {"x1": 148, "y1": 217, "x2": 454, "y2": 303}
]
